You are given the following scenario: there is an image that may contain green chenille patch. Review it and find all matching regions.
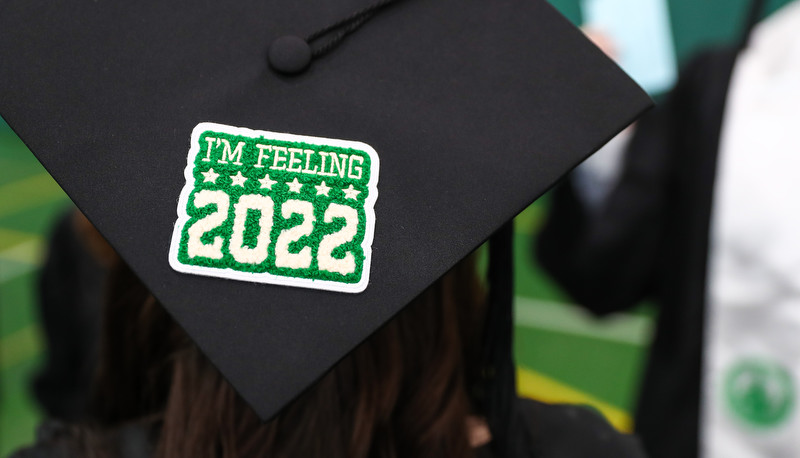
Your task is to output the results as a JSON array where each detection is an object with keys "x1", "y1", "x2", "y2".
[{"x1": 169, "y1": 123, "x2": 379, "y2": 294}]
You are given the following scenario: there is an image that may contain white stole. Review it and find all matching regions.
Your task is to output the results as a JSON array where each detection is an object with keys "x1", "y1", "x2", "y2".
[{"x1": 703, "y1": 2, "x2": 800, "y2": 456}]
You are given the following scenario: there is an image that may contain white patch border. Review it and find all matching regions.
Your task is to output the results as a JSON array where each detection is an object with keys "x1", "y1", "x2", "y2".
[{"x1": 168, "y1": 122, "x2": 380, "y2": 294}]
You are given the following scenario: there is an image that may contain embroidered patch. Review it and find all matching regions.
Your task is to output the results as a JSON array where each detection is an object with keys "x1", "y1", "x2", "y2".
[{"x1": 169, "y1": 122, "x2": 379, "y2": 293}]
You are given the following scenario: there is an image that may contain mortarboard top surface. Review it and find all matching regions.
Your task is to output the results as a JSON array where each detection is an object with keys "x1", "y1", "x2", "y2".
[{"x1": 0, "y1": 0, "x2": 651, "y2": 421}]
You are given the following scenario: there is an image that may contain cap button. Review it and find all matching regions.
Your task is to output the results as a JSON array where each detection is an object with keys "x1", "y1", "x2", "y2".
[{"x1": 268, "y1": 35, "x2": 312, "y2": 75}]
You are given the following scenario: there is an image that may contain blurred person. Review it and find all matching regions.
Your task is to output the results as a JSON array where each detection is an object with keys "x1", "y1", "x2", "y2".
[
  {"x1": 538, "y1": 1, "x2": 800, "y2": 457},
  {"x1": 32, "y1": 209, "x2": 116, "y2": 421}
]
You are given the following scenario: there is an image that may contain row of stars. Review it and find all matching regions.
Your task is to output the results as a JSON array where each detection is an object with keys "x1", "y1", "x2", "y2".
[{"x1": 200, "y1": 168, "x2": 361, "y2": 200}]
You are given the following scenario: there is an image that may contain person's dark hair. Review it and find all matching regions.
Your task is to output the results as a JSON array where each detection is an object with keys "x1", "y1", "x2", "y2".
[{"x1": 90, "y1": 257, "x2": 487, "y2": 458}]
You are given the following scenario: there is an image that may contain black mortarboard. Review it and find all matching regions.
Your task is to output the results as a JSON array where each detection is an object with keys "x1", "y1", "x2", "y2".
[{"x1": 0, "y1": 0, "x2": 650, "y2": 444}]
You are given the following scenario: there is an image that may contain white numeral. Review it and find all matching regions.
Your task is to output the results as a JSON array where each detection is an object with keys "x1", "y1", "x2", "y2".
[
  {"x1": 318, "y1": 203, "x2": 358, "y2": 275},
  {"x1": 229, "y1": 194, "x2": 274, "y2": 264},
  {"x1": 275, "y1": 199, "x2": 315, "y2": 269},
  {"x1": 187, "y1": 190, "x2": 230, "y2": 260},
  {"x1": 185, "y1": 191, "x2": 362, "y2": 278}
]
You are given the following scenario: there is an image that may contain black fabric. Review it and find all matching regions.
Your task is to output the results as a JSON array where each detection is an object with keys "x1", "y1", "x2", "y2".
[
  {"x1": 0, "y1": 0, "x2": 650, "y2": 423},
  {"x1": 483, "y1": 223, "x2": 523, "y2": 457},
  {"x1": 478, "y1": 399, "x2": 647, "y2": 457},
  {"x1": 522, "y1": 399, "x2": 646, "y2": 458},
  {"x1": 12, "y1": 400, "x2": 642, "y2": 458},
  {"x1": 33, "y1": 211, "x2": 106, "y2": 421},
  {"x1": 536, "y1": 48, "x2": 739, "y2": 458}
]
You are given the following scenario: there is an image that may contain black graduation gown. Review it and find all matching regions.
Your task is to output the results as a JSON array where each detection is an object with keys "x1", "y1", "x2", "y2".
[
  {"x1": 11, "y1": 399, "x2": 645, "y2": 458},
  {"x1": 536, "y1": 48, "x2": 739, "y2": 458}
]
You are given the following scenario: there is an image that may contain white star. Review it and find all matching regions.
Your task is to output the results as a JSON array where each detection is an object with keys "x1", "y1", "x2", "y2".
[
  {"x1": 342, "y1": 184, "x2": 361, "y2": 200},
  {"x1": 315, "y1": 181, "x2": 331, "y2": 196},
  {"x1": 287, "y1": 177, "x2": 303, "y2": 193},
  {"x1": 201, "y1": 168, "x2": 220, "y2": 184},
  {"x1": 259, "y1": 174, "x2": 278, "y2": 190},
  {"x1": 230, "y1": 171, "x2": 247, "y2": 187}
]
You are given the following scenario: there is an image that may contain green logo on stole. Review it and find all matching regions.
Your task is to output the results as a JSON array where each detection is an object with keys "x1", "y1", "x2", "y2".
[
  {"x1": 169, "y1": 122, "x2": 379, "y2": 293},
  {"x1": 724, "y1": 357, "x2": 795, "y2": 429}
]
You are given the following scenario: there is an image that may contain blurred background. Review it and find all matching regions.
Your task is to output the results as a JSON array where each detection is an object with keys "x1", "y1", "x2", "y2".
[{"x1": 0, "y1": 0, "x2": 795, "y2": 454}]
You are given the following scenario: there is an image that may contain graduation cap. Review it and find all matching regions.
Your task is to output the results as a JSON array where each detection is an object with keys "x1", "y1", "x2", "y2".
[{"x1": 0, "y1": 0, "x2": 649, "y2": 452}]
